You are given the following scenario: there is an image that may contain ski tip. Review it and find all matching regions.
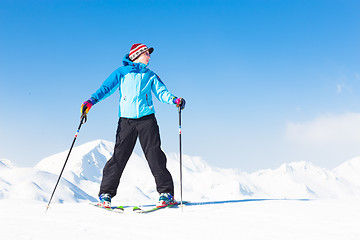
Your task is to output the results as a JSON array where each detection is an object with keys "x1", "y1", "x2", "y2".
[
  {"x1": 133, "y1": 206, "x2": 144, "y2": 213},
  {"x1": 113, "y1": 206, "x2": 125, "y2": 213},
  {"x1": 116, "y1": 206, "x2": 124, "y2": 210}
]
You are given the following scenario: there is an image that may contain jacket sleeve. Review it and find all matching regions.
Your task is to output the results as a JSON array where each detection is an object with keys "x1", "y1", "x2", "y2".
[
  {"x1": 91, "y1": 68, "x2": 121, "y2": 103},
  {"x1": 151, "y1": 74, "x2": 176, "y2": 105}
]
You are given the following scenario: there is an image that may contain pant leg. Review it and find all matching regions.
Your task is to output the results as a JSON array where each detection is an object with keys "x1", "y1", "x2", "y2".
[
  {"x1": 99, "y1": 118, "x2": 138, "y2": 197},
  {"x1": 136, "y1": 114, "x2": 174, "y2": 196}
]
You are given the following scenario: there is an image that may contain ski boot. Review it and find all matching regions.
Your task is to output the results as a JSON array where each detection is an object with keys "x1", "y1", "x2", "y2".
[
  {"x1": 156, "y1": 193, "x2": 177, "y2": 208},
  {"x1": 97, "y1": 193, "x2": 112, "y2": 208}
]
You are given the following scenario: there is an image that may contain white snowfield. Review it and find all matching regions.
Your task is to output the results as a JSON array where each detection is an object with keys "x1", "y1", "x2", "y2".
[{"x1": 1, "y1": 139, "x2": 360, "y2": 239}]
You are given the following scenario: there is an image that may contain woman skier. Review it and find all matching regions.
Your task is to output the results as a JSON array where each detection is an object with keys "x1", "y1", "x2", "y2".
[{"x1": 80, "y1": 43, "x2": 185, "y2": 208}]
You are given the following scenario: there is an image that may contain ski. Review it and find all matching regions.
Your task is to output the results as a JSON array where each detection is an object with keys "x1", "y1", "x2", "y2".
[
  {"x1": 90, "y1": 203, "x2": 125, "y2": 214},
  {"x1": 133, "y1": 201, "x2": 188, "y2": 214},
  {"x1": 132, "y1": 204, "x2": 177, "y2": 213},
  {"x1": 91, "y1": 199, "x2": 311, "y2": 214}
]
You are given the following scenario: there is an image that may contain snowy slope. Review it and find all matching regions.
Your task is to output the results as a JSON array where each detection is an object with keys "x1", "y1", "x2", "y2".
[
  {"x1": 0, "y1": 165, "x2": 96, "y2": 202},
  {"x1": 1, "y1": 198, "x2": 360, "y2": 240},
  {"x1": 167, "y1": 153, "x2": 258, "y2": 200},
  {"x1": 333, "y1": 156, "x2": 360, "y2": 188},
  {"x1": 35, "y1": 140, "x2": 112, "y2": 201}
]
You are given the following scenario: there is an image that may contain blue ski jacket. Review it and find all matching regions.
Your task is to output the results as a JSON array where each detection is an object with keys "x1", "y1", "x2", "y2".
[{"x1": 90, "y1": 54, "x2": 176, "y2": 119}]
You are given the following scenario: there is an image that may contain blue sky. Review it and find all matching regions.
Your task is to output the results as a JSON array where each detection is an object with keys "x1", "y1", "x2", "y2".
[{"x1": 1, "y1": 0, "x2": 360, "y2": 172}]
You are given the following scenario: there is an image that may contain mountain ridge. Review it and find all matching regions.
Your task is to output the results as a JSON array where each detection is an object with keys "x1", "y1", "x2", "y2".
[{"x1": 1, "y1": 139, "x2": 360, "y2": 203}]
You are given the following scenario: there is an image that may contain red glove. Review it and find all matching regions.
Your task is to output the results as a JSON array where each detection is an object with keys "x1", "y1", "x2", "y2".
[{"x1": 81, "y1": 97, "x2": 97, "y2": 115}]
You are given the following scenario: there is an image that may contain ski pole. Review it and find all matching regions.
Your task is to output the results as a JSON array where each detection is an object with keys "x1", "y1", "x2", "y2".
[
  {"x1": 45, "y1": 115, "x2": 87, "y2": 213},
  {"x1": 178, "y1": 107, "x2": 183, "y2": 207}
]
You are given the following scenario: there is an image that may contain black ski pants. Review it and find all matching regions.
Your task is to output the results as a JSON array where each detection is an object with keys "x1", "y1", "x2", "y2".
[{"x1": 99, "y1": 114, "x2": 174, "y2": 197}]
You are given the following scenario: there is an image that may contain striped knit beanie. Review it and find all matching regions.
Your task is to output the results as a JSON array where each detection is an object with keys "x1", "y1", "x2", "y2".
[{"x1": 129, "y1": 43, "x2": 154, "y2": 61}]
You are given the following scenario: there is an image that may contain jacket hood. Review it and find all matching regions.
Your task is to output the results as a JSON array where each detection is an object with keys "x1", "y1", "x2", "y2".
[{"x1": 123, "y1": 54, "x2": 149, "y2": 71}]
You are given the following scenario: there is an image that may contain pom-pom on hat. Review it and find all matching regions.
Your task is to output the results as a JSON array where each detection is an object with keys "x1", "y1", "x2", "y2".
[{"x1": 129, "y1": 43, "x2": 154, "y2": 61}]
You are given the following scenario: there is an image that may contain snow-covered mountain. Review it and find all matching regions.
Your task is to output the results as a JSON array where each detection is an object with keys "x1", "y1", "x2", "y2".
[
  {"x1": 333, "y1": 156, "x2": 360, "y2": 188},
  {"x1": 0, "y1": 163, "x2": 96, "y2": 202},
  {"x1": 250, "y1": 161, "x2": 360, "y2": 198},
  {"x1": 1, "y1": 139, "x2": 360, "y2": 203}
]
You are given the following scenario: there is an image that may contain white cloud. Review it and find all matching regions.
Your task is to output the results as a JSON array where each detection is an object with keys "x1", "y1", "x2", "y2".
[
  {"x1": 336, "y1": 84, "x2": 343, "y2": 94},
  {"x1": 286, "y1": 113, "x2": 360, "y2": 146},
  {"x1": 336, "y1": 82, "x2": 352, "y2": 94}
]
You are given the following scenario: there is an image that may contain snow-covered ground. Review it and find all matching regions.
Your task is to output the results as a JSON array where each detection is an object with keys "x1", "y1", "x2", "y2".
[
  {"x1": 1, "y1": 139, "x2": 360, "y2": 239},
  {"x1": 1, "y1": 199, "x2": 359, "y2": 240}
]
